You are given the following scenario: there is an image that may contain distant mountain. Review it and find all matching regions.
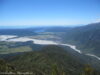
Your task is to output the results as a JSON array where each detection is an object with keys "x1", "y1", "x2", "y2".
[
  {"x1": 45, "y1": 26, "x2": 72, "y2": 32},
  {"x1": 63, "y1": 22, "x2": 100, "y2": 57},
  {"x1": 0, "y1": 29, "x2": 37, "y2": 36}
]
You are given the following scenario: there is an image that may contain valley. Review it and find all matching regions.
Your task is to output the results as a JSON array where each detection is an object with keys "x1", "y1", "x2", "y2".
[
  {"x1": 0, "y1": 23, "x2": 100, "y2": 75},
  {"x1": 1, "y1": 27, "x2": 100, "y2": 60}
]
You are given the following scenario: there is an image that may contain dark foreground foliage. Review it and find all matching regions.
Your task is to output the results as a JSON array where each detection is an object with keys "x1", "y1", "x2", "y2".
[{"x1": 0, "y1": 45, "x2": 100, "y2": 75}]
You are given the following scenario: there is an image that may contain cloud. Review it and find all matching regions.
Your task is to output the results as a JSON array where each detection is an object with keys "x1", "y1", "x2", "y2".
[{"x1": 94, "y1": 18, "x2": 100, "y2": 23}]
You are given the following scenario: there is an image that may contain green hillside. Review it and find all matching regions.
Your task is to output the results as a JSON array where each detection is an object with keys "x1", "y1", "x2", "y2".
[
  {"x1": 3, "y1": 45, "x2": 99, "y2": 75},
  {"x1": 63, "y1": 23, "x2": 100, "y2": 57}
]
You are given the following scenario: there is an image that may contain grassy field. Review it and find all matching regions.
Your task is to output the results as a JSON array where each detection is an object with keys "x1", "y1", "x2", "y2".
[{"x1": 0, "y1": 41, "x2": 32, "y2": 54}]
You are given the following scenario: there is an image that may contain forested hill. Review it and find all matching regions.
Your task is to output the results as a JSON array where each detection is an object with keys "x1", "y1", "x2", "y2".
[
  {"x1": 1, "y1": 45, "x2": 100, "y2": 75},
  {"x1": 62, "y1": 22, "x2": 100, "y2": 57}
]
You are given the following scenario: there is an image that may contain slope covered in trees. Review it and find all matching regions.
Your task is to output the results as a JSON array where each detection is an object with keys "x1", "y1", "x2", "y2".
[
  {"x1": 62, "y1": 23, "x2": 100, "y2": 57},
  {"x1": 2, "y1": 45, "x2": 98, "y2": 75}
]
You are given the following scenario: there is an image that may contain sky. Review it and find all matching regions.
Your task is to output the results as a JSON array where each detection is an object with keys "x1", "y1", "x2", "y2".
[{"x1": 0, "y1": 0, "x2": 100, "y2": 27}]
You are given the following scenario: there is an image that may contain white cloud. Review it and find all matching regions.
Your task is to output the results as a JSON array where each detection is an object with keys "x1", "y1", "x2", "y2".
[{"x1": 93, "y1": 18, "x2": 100, "y2": 23}]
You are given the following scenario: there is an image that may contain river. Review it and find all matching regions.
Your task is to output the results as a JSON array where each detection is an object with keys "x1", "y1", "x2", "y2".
[{"x1": 0, "y1": 35, "x2": 100, "y2": 61}]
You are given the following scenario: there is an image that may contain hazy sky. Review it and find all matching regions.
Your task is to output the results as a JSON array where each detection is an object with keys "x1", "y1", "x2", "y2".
[{"x1": 0, "y1": 0, "x2": 100, "y2": 26}]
